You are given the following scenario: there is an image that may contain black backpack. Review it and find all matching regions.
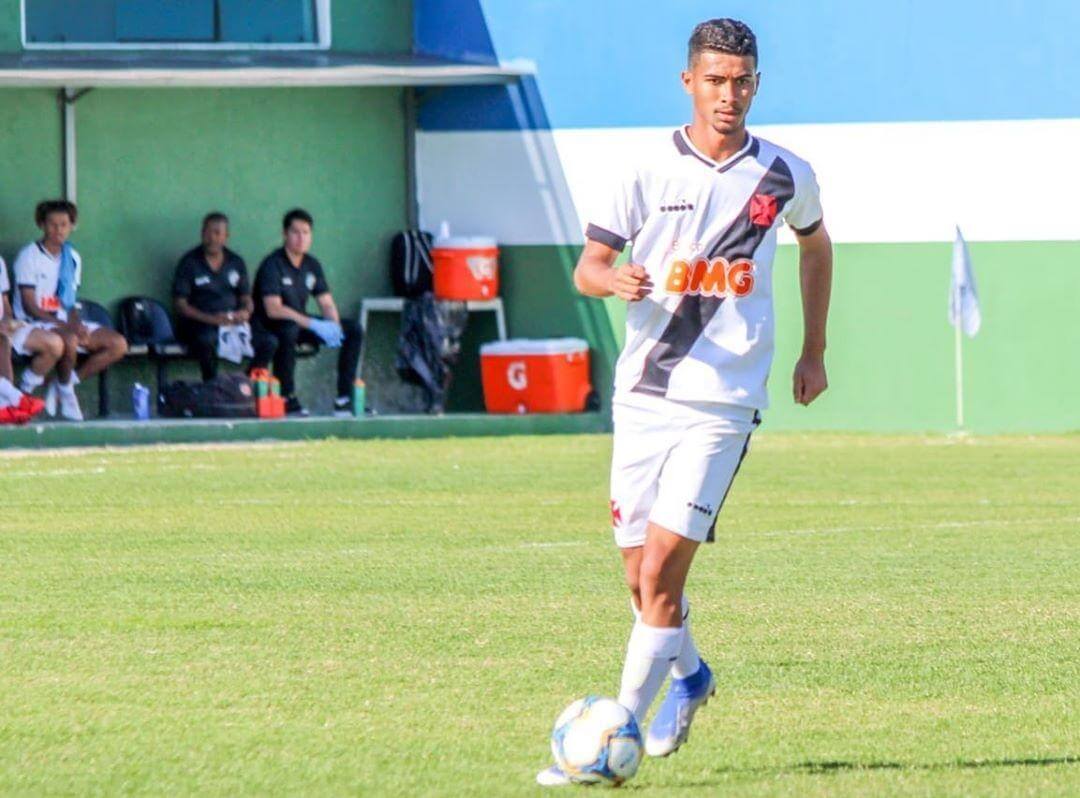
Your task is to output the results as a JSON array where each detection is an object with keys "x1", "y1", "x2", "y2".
[
  {"x1": 159, "y1": 374, "x2": 257, "y2": 418},
  {"x1": 390, "y1": 229, "x2": 434, "y2": 298},
  {"x1": 117, "y1": 296, "x2": 177, "y2": 348}
]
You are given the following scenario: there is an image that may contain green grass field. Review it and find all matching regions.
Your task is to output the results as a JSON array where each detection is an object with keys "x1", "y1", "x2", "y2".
[{"x1": 1, "y1": 433, "x2": 1077, "y2": 796}]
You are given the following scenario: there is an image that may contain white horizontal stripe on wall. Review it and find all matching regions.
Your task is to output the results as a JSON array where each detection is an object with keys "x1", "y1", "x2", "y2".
[{"x1": 417, "y1": 118, "x2": 1080, "y2": 246}]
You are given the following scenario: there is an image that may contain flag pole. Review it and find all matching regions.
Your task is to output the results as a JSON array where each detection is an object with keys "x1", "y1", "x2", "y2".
[{"x1": 954, "y1": 286, "x2": 964, "y2": 429}]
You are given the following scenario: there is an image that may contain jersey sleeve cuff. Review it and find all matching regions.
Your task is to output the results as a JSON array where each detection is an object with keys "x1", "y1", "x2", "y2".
[
  {"x1": 790, "y1": 217, "x2": 823, "y2": 237},
  {"x1": 585, "y1": 223, "x2": 628, "y2": 252}
]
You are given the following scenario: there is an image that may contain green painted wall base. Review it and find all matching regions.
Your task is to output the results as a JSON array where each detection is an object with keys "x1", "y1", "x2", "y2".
[{"x1": 0, "y1": 412, "x2": 610, "y2": 450}]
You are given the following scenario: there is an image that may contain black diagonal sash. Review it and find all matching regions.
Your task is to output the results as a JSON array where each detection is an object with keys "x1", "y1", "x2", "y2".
[{"x1": 633, "y1": 156, "x2": 796, "y2": 396}]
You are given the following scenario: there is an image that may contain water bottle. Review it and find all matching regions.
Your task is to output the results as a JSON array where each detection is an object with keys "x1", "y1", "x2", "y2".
[
  {"x1": 132, "y1": 382, "x2": 150, "y2": 420},
  {"x1": 352, "y1": 379, "x2": 366, "y2": 417}
]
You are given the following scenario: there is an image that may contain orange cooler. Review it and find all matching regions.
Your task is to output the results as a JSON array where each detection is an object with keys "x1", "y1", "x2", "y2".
[
  {"x1": 432, "y1": 236, "x2": 499, "y2": 300},
  {"x1": 480, "y1": 338, "x2": 591, "y2": 414}
]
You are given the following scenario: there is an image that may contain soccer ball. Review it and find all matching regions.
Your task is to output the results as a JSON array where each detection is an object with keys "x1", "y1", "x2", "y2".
[{"x1": 550, "y1": 696, "x2": 643, "y2": 785}]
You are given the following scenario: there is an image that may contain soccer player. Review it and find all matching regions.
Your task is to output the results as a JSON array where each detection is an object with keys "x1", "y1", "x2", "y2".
[
  {"x1": 12, "y1": 200, "x2": 128, "y2": 421},
  {"x1": 0, "y1": 258, "x2": 47, "y2": 423},
  {"x1": 538, "y1": 19, "x2": 832, "y2": 785}
]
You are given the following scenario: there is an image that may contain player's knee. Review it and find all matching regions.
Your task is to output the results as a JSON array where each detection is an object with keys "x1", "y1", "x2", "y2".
[
  {"x1": 638, "y1": 554, "x2": 682, "y2": 610},
  {"x1": 42, "y1": 333, "x2": 64, "y2": 359},
  {"x1": 61, "y1": 334, "x2": 79, "y2": 355},
  {"x1": 110, "y1": 334, "x2": 128, "y2": 359}
]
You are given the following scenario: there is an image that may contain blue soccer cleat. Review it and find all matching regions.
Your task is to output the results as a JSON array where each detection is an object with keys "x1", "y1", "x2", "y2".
[{"x1": 645, "y1": 660, "x2": 716, "y2": 757}]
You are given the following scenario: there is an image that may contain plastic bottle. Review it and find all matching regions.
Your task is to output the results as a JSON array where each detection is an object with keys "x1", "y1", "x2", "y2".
[{"x1": 132, "y1": 382, "x2": 151, "y2": 420}]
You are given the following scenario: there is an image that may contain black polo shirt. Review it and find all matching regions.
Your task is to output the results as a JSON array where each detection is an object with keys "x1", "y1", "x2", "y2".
[
  {"x1": 253, "y1": 247, "x2": 330, "y2": 321},
  {"x1": 172, "y1": 246, "x2": 250, "y2": 315}
]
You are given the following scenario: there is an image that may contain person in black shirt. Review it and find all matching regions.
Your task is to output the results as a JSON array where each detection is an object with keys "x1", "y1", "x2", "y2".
[
  {"x1": 251, "y1": 208, "x2": 362, "y2": 416},
  {"x1": 173, "y1": 212, "x2": 253, "y2": 381}
]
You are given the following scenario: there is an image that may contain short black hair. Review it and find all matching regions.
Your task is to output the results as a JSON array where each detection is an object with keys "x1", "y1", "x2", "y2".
[
  {"x1": 282, "y1": 208, "x2": 313, "y2": 231},
  {"x1": 35, "y1": 199, "x2": 78, "y2": 227},
  {"x1": 202, "y1": 211, "x2": 229, "y2": 230},
  {"x1": 688, "y1": 18, "x2": 758, "y2": 67}
]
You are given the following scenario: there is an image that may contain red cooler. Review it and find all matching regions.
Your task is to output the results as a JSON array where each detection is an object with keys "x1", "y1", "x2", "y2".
[
  {"x1": 432, "y1": 236, "x2": 499, "y2": 300},
  {"x1": 480, "y1": 338, "x2": 591, "y2": 414}
]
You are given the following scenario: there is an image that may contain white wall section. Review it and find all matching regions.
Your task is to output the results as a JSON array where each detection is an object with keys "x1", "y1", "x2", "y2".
[{"x1": 418, "y1": 118, "x2": 1080, "y2": 246}]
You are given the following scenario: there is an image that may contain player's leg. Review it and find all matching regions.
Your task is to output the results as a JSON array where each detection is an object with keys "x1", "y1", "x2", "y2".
[
  {"x1": 537, "y1": 400, "x2": 666, "y2": 787},
  {"x1": 333, "y1": 318, "x2": 363, "y2": 414},
  {"x1": 644, "y1": 417, "x2": 756, "y2": 756},
  {"x1": 76, "y1": 326, "x2": 128, "y2": 380},
  {"x1": 0, "y1": 334, "x2": 20, "y2": 409},
  {"x1": 1, "y1": 327, "x2": 48, "y2": 419},
  {"x1": 617, "y1": 523, "x2": 698, "y2": 724},
  {"x1": 270, "y1": 322, "x2": 304, "y2": 414},
  {"x1": 17, "y1": 327, "x2": 63, "y2": 396},
  {"x1": 50, "y1": 328, "x2": 80, "y2": 417}
]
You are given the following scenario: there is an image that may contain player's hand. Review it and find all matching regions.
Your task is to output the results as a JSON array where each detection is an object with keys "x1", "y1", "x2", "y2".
[
  {"x1": 793, "y1": 353, "x2": 827, "y2": 405},
  {"x1": 606, "y1": 263, "x2": 652, "y2": 302}
]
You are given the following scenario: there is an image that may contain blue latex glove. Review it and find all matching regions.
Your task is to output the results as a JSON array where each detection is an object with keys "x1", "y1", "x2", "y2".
[{"x1": 309, "y1": 318, "x2": 343, "y2": 348}]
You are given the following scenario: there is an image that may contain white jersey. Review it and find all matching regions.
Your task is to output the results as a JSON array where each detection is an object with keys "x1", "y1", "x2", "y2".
[
  {"x1": 586, "y1": 127, "x2": 823, "y2": 410},
  {"x1": 12, "y1": 241, "x2": 82, "y2": 323}
]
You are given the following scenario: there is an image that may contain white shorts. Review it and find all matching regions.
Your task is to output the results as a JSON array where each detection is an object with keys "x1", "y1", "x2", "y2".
[
  {"x1": 5, "y1": 322, "x2": 35, "y2": 357},
  {"x1": 610, "y1": 392, "x2": 760, "y2": 548},
  {"x1": 13, "y1": 320, "x2": 101, "y2": 356}
]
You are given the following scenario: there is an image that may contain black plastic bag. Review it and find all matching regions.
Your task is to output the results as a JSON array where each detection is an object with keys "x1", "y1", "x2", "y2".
[{"x1": 395, "y1": 292, "x2": 467, "y2": 413}]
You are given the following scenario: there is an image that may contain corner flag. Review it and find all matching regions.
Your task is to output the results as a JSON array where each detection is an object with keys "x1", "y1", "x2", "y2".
[{"x1": 949, "y1": 227, "x2": 981, "y2": 337}]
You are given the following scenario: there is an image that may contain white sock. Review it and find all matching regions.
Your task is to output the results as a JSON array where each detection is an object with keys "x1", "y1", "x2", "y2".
[
  {"x1": 0, "y1": 377, "x2": 23, "y2": 405},
  {"x1": 617, "y1": 622, "x2": 683, "y2": 724},
  {"x1": 58, "y1": 373, "x2": 80, "y2": 395},
  {"x1": 20, "y1": 369, "x2": 45, "y2": 393},
  {"x1": 671, "y1": 595, "x2": 701, "y2": 679}
]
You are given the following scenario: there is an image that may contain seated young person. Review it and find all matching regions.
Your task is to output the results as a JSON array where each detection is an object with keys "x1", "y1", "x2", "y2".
[
  {"x1": 173, "y1": 212, "x2": 253, "y2": 381},
  {"x1": 2, "y1": 256, "x2": 63, "y2": 417},
  {"x1": 250, "y1": 208, "x2": 362, "y2": 417},
  {"x1": 0, "y1": 258, "x2": 47, "y2": 422},
  {"x1": 13, "y1": 200, "x2": 128, "y2": 420}
]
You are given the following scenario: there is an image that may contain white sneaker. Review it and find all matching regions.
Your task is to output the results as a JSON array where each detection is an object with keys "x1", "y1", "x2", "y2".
[
  {"x1": 44, "y1": 381, "x2": 58, "y2": 417},
  {"x1": 536, "y1": 765, "x2": 573, "y2": 787},
  {"x1": 58, "y1": 388, "x2": 84, "y2": 421}
]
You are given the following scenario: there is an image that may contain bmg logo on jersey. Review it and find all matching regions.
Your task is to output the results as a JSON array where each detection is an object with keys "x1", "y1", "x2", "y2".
[{"x1": 665, "y1": 257, "x2": 756, "y2": 297}]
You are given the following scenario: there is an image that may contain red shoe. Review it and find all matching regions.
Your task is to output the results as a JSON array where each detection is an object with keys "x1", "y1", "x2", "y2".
[
  {"x1": 0, "y1": 405, "x2": 31, "y2": 425},
  {"x1": 17, "y1": 393, "x2": 46, "y2": 418}
]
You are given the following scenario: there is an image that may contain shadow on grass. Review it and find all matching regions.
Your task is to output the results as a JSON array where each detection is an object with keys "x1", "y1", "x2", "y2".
[
  {"x1": 655, "y1": 755, "x2": 1079, "y2": 789},
  {"x1": 793, "y1": 756, "x2": 1079, "y2": 773}
]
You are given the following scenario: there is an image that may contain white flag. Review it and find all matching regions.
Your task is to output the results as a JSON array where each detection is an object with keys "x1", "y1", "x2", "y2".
[{"x1": 949, "y1": 226, "x2": 981, "y2": 337}]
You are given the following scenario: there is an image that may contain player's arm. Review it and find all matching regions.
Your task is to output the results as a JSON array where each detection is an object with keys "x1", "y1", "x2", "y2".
[
  {"x1": 261, "y1": 294, "x2": 313, "y2": 328},
  {"x1": 572, "y1": 240, "x2": 652, "y2": 302},
  {"x1": 18, "y1": 285, "x2": 58, "y2": 323},
  {"x1": 314, "y1": 292, "x2": 340, "y2": 324},
  {"x1": 792, "y1": 222, "x2": 832, "y2": 406}
]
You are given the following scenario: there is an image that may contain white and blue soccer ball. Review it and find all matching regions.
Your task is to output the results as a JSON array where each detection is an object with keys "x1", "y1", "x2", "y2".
[{"x1": 550, "y1": 696, "x2": 643, "y2": 786}]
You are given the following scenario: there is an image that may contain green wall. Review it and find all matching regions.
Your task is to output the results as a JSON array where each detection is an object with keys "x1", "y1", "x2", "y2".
[
  {"x1": 0, "y1": 1, "x2": 411, "y2": 53},
  {"x1": 0, "y1": 0, "x2": 16, "y2": 51},
  {"x1": 331, "y1": 2, "x2": 411, "y2": 53},
  {"x1": 495, "y1": 241, "x2": 1080, "y2": 434},
  {"x1": 0, "y1": 90, "x2": 61, "y2": 250}
]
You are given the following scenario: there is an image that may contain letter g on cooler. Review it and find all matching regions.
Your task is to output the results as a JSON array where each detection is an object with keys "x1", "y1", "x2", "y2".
[{"x1": 507, "y1": 361, "x2": 528, "y2": 391}]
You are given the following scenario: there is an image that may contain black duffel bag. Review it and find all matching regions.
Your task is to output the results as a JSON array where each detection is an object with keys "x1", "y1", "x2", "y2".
[{"x1": 159, "y1": 374, "x2": 257, "y2": 418}]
